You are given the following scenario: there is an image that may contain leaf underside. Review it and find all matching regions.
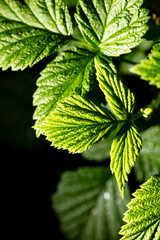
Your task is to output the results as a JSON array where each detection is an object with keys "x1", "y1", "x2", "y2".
[
  {"x1": 53, "y1": 167, "x2": 131, "y2": 240},
  {"x1": 120, "y1": 173, "x2": 160, "y2": 240},
  {"x1": 75, "y1": 0, "x2": 149, "y2": 56}
]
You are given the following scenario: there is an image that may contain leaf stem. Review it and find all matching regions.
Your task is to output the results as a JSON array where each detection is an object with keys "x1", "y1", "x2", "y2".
[{"x1": 133, "y1": 93, "x2": 160, "y2": 121}]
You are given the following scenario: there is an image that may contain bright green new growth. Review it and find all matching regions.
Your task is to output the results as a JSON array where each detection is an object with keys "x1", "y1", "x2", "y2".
[
  {"x1": 120, "y1": 173, "x2": 160, "y2": 240},
  {"x1": 95, "y1": 56, "x2": 135, "y2": 120},
  {"x1": 0, "y1": 0, "x2": 152, "y2": 198},
  {"x1": 35, "y1": 95, "x2": 117, "y2": 153},
  {"x1": 36, "y1": 54, "x2": 142, "y2": 196},
  {"x1": 131, "y1": 43, "x2": 160, "y2": 88},
  {"x1": 53, "y1": 167, "x2": 131, "y2": 240},
  {"x1": 0, "y1": 0, "x2": 73, "y2": 70},
  {"x1": 33, "y1": 48, "x2": 95, "y2": 137},
  {"x1": 75, "y1": 0, "x2": 149, "y2": 56},
  {"x1": 111, "y1": 124, "x2": 142, "y2": 197}
]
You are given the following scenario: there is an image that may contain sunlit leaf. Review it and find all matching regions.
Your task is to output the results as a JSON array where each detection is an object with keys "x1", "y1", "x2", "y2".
[
  {"x1": 75, "y1": 0, "x2": 149, "y2": 56},
  {"x1": 120, "y1": 173, "x2": 160, "y2": 240},
  {"x1": 35, "y1": 95, "x2": 117, "y2": 153},
  {"x1": 131, "y1": 43, "x2": 160, "y2": 88},
  {"x1": 111, "y1": 123, "x2": 142, "y2": 197}
]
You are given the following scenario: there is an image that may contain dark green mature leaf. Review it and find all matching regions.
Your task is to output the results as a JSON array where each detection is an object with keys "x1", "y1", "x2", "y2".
[
  {"x1": 95, "y1": 56, "x2": 135, "y2": 120},
  {"x1": 111, "y1": 123, "x2": 142, "y2": 197},
  {"x1": 33, "y1": 48, "x2": 96, "y2": 136},
  {"x1": 131, "y1": 43, "x2": 160, "y2": 88},
  {"x1": 53, "y1": 167, "x2": 130, "y2": 240},
  {"x1": 0, "y1": 21, "x2": 69, "y2": 70},
  {"x1": 120, "y1": 173, "x2": 160, "y2": 240},
  {"x1": 135, "y1": 126, "x2": 160, "y2": 182},
  {"x1": 75, "y1": 0, "x2": 149, "y2": 56},
  {"x1": 35, "y1": 95, "x2": 117, "y2": 153},
  {"x1": 0, "y1": 0, "x2": 73, "y2": 35},
  {"x1": 0, "y1": 0, "x2": 73, "y2": 70}
]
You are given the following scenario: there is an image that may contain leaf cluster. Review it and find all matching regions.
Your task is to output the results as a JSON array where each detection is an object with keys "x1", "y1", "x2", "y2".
[{"x1": 0, "y1": 0, "x2": 160, "y2": 239}]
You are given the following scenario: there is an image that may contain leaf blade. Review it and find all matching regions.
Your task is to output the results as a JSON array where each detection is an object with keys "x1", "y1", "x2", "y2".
[
  {"x1": 33, "y1": 49, "x2": 97, "y2": 136},
  {"x1": 110, "y1": 123, "x2": 142, "y2": 197},
  {"x1": 95, "y1": 55, "x2": 135, "y2": 120},
  {"x1": 120, "y1": 173, "x2": 160, "y2": 240},
  {"x1": 131, "y1": 43, "x2": 160, "y2": 88},
  {"x1": 35, "y1": 95, "x2": 117, "y2": 153},
  {"x1": 53, "y1": 167, "x2": 131, "y2": 240},
  {"x1": 0, "y1": 0, "x2": 73, "y2": 35},
  {"x1": 0, "y1": 21, "x2": 69, "y2": 70},
  {"x1": 75, "y1": 0, "x2": 149, "y2": 56}
]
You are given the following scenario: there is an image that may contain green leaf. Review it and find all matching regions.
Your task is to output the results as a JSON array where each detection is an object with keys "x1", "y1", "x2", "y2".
[
  {"x1": 52, "y1": 167, "x2": 131, "y2": 240},
  {"x1": 75, "y1": 0, "x2": 149, "y2": 56},
  {"x1": 33, "y1": 49, "x2": 96, "y2": 137},
  {"x1": 0, "y1": 0, "x2": 73, "y2": 35},
  {"x1": 120, "y1": 173, "x2": 160, "y2": 240},
  {"x1": 135, "y1": 126, "x2": 160, "y2": 182},
  {"x1": 131, "y1": 43, "x2": 160, "y2": 88},
  {"x1": 0, "y1": 0, "x2": 73, "y2": 70},
  {"x1": 0, "y1": 21, "x2": 69, "y2": 70},
  {"x1": 110, "y1": 123, "x2": 142, "y2": 197},
  {"x1": 82, "y1": 129, "x2": 116, "y2": 161},
  {"x1": 82, "y1": 138, "x2": 112, "y2": 162},
  {"x1": 35, "y1": 95, "x2": 117, "y2": 153},
  {"x1": 95, "y1": 55, "x2": 135, "y2": 120}
]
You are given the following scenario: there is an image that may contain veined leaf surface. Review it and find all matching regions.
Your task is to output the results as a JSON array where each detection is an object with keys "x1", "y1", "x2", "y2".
[
  {"x1": 131, "y1": 43, "x2": 160, "y2": 88},
  {"x1": 75, "y1": 0, "x2": 149, "y2": 56},
  {"x1": 120, "y1": 173, "x2": 160, "y2": 240},
  {"x1": 0, "y1": 0, "x2": 73, "y2": 70},
  {"x1": 110, "y1": 123, "x2": 142, "y2": 197},
  {"x1": 53, "y1": 167, "x2": 130, "y2": 240},
  {"x1": 95, "y1": 56, "x2": 135, "y2": 120},
  {"x1": 0, "y1": 0, "x2": 73, "y2": 35},
  {"x1": 35, "y1": 95, "x2": 117, "y2": 153},
  {"x1": 33, "y1": 49, "x2": 96, "y2": 136},
  {"x1": 0, "y1": 21, "x2": 69, "y2": 70}
]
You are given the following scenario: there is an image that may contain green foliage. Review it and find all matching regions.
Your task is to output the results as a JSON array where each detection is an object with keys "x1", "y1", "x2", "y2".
[
  {"x1": 82, "y1": 130, "x2": 115, "y2": 161},
  {"x1": 75, "y1": 0, "x2": 149, "y2": 55},
  {"x1": 0, "y1": 21, "x2": 68, "y2": 70},
  {"x1": 0, "y1": 0, "x2": 73, "y2": 35},
  {"x1": 35, "y1": 95, "x2": 117, "y2": 153},
  {"x1": 0, "y1": 0, "x2": 73, "y2": 70},
  {"x1": 0, "y1": 1, "x2": 160, "y2": 238},
  {"x1": 131, "y1": 43, "x2": 160, "y2": 88},
  {"x1": 111, "y1": 123, "x2": 142, "y2": 197},
  {"x1": 95, "y1": 56, "x2": 135, "y2": 120},
  {"x1": 135, "y1": 126, "x2": 160, "y2": 182},
  {"x1": 53, "y1": 167, "x2": 131, "y2": 240},
  {"x1": 120, "y1": 173, "x2": 160, "y2": 240},
  {"x1": 33, "y1": 48, "x2": 95, "y2": 136}
]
